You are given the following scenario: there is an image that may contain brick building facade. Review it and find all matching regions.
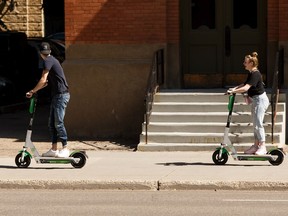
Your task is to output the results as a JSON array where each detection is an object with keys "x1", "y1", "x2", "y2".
[{"x1": 63, "y1": 0, "x2": 288, "y2": 141}]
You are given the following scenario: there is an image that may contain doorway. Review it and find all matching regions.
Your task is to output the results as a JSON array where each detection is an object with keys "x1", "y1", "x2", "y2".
[
  {"x1": 43, "y1": 0, "x2": 64, "y2": 36},
  {"x1": 180, "y1": 0, "x2": 267, "y2": 88}
]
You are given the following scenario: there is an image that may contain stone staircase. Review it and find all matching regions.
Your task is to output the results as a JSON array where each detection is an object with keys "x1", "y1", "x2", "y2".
[{"x1": 138, "y1": 91, "x2": 286, "y2": 151}]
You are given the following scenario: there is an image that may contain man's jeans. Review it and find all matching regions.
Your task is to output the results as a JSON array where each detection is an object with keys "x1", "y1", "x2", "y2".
[
  {"x1": 48, "y1": 93, "x2": 70, "y2": 147},
  {"x1": 251, "y1": 92, "x2": 269, "y2": 142}
]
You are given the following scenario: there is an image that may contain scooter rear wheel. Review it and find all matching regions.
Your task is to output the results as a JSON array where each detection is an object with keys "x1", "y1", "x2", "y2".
[
  {"x1": 15, "y1": 153, "x2": 31, "y2": 168},
  {"x1": 212, "y1": 149, "x2": 228, "y2": 165},
  {"x1": 268, "y1": 149, "x2": 284, "y2": 166},
  {"x1": 71, "y1": 152, "x2": 86, "y2": 168}
]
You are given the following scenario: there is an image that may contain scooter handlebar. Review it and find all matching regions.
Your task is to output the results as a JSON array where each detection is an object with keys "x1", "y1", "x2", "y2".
[
  {"x1": 225, "y1": 90, "x2": 236, "y2": 95},
  {"x1": 29, "y1": 94, "x2": 37, "y2": 114}
]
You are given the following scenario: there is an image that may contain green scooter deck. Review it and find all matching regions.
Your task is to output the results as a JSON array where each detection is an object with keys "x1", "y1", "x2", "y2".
[
  {"x1": 37, "y1": 156, "x2": 80, "y2": 164},
  {"x1": 233, "y1": 153, "x2": 277, "y2": 161}
]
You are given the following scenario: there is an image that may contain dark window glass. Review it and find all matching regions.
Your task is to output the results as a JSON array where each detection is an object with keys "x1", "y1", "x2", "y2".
[
  {"x1": 233, "y1": 0, "x2": 257, "y2": 29},
  {"x1": 191, "y1": 0, "x2": 215, "y2": 29}
]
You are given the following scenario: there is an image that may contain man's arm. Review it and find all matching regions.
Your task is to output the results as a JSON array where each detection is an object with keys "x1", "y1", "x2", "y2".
[{"x1": 26, "y1": 69, "x2": 49, "y2": 98}]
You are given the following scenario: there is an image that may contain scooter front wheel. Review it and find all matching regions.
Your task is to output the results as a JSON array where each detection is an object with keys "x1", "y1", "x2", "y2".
[
  {"x1": 15, "y1": 153, "x2": 31, "y2": 168},
  {"x1": 212, "y1": 149, "x2": 228, "y2": 165},
  {"x1": 268, "y1": 149, "x2": 284, "y2": 166}
]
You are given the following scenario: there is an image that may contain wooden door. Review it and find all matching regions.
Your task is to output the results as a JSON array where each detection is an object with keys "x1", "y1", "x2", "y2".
[{"x1": 180, "y1": 0, "x2": 267, "y2": 88}]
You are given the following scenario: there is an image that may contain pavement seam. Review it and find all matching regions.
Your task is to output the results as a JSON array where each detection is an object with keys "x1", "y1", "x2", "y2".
[{"x1": 157, "y1": 168, "x2": 178, "y2": 191}]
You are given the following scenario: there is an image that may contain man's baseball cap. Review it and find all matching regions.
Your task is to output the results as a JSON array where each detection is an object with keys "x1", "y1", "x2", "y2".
[{"x1": 39, "y1": 42, "x2": 51, "y2": 55}]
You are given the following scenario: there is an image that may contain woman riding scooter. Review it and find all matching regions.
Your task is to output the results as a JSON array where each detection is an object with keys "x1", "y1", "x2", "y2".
[{"x1": 229, "y1": 52, "x2": 269, "y2": 155}]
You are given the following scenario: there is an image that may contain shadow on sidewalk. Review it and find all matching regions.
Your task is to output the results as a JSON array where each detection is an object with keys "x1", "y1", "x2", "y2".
[
  {"x1": 156, "y1": 162, "x2": 270, "y2": 167},
  {"x1": 0, "y1": 165, "x2": 74, "y2": 170}
]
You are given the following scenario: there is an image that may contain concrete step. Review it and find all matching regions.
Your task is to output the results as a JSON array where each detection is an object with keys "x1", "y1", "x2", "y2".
[
  {"x1": 152, "y1": 102, "x2": 285, "y2": 112},
  {"x1": 140, "y1": 132, "x2": 280, "y2": 144},
  {"x1": 155, "y1": 93, "x2": 241, "y2": 103},
  {"x1": 149, "y1": 112, "x2": 284, "y2": 123},
  {"x1": 155, "y1": 92, "x2": 287, "y2": 103},
  {"x1": 143, "y1": 122, "x2": 283, "y2": 133}
]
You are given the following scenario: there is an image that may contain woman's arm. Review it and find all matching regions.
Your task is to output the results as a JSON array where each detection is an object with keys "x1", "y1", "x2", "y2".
[{"x1": 232, "y1": 83, "x2": 251, "y2": 93}]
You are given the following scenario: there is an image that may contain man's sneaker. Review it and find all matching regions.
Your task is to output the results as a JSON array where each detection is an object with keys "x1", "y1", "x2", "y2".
[
  {"x1": 42, "y1": 149, "x2": 58, "y2": 157},
  {"x1": 57, "y1": 148, "x2": 70, "y2": 158},
  {"x1": 255, "y1": 145, "x2": 267, "y2": 155},
  {"x1": 244, "y1": 144, "x2": 258, "y2": 154}
]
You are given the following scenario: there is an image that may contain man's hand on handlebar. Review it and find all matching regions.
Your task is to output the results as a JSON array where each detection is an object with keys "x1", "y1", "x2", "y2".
[{"x1": 26, "y1": 90, "x2": 34, "y2": 98}]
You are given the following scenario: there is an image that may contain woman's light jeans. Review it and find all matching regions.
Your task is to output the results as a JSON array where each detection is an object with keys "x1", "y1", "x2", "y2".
[
  {"x1": 48, "y1": 92, "x2": 70, "y2": 147},
  {"x1": 251, "y1": 92, "x2": 269, "y2": 142}
]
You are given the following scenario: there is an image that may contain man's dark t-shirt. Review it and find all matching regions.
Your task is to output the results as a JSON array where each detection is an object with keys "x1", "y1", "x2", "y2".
[
  {"x1": 244, "y1": 70, "x2": 264, "y2": 97},
  {"x1": 43, "y1": 55, "x2": 69, "y2": 96}
]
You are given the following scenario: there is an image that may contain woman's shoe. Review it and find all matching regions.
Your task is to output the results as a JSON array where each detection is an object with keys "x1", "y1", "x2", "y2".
[
  {"x1": 244, "y1": 144, "x2": 258, "y2": 154},
  {"x1": 255, "y1": 145, "x2": 267, "y2": 155}
]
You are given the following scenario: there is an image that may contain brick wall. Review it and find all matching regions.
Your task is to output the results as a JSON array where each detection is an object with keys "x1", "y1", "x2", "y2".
[
  {"x1": 65, "y1": 0, "x2": 174, "y2": 45},
  {"x1": 166, "y1": 0, "x2": 179, "y2": 43},
  {"x1": 267, "y1": 0, "x2": 279, "y2": 41},
  {"x1": 0, "y1": 0, "x2": 43, "y2": 37},
  {"x1": 268, "y1": 0, "x2": 288, "y2": 42},
  {"x1": 279, "y1": 0, "x2": 288, "y2": 41},
  {"x1": 66, "y1": 0, "x2": 288, "y2": 45}
]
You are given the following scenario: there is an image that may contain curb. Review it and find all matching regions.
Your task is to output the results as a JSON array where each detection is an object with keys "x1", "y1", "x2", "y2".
[
  {"x1": 159, "y1": 181, "x2": 288, "y2": 191},
  {"x1": 1, "y1": 180, "x2": 288, "y2": 191},
  {"x1": 0, "y1": 180, "x2": 158, "y2": 190}
]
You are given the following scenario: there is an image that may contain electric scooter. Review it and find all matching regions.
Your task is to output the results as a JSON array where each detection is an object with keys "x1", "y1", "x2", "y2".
[
  {"x1": 212, "y1": 92, "x2": 285, "y2": 166},
  {"x1": 15, "y1": 95, "x2": 88, "y2": 168}
]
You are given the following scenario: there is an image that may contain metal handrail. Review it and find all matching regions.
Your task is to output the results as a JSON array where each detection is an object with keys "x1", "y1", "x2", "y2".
[
  {"x1": 271, "y1": 48, "x2": 284, "y2": 144},
  {"x1": 144, "y1": 49, "x2": 164, "y2": 144}
]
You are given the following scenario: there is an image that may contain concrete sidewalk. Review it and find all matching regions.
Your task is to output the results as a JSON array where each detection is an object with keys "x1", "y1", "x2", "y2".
[{"x1": 1, "y1": 151, "x2": 288, "y2": 191}]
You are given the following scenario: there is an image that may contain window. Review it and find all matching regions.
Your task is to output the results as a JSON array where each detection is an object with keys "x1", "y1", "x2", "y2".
[
  {"x1": 191, "y1": 0, "x2": 216, "y2": 29},
  {"x1": 233, "y1": 0, "x2": 257, "y2": 29}
]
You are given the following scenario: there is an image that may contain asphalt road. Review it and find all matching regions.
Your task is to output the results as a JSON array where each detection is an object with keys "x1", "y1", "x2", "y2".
[{"x1": 1, "y1": 189, "x2": 288, "y2": 216}]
